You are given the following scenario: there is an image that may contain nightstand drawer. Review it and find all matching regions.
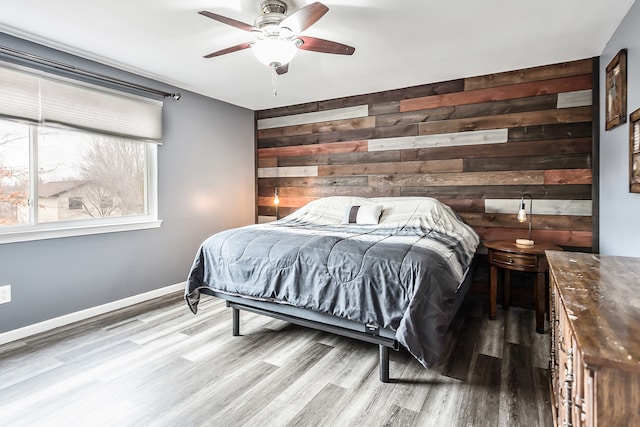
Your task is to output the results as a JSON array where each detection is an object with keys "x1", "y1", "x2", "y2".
[{"x1": 491, "y1": 251, "x2": 537, "y2": 269}]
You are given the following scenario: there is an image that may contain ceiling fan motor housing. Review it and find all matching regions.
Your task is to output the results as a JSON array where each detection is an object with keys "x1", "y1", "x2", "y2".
[
  {"x1": 260, "y1": 0, "x2": 287, "y2": 15},
  {"x1": 255, "y1": 0, "x2": 288, "y2": 31}
]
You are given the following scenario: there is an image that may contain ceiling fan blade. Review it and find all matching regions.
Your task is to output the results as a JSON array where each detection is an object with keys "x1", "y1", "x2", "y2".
[
  {"x1": 204, "y1": 42, "x2": 252, "y2": 58},
  {"x1": 297, "y1": 36, "x2": 355, "y2": 55},
  {"x1": 198, "y1": 10, "x2": 254, "y2": 32},
  {"x1": 281, "y1": 2, "x2": 329, "y2": 33},
  {"x1": 276, "y1": 63, "x2": 289, "y2": 75}
]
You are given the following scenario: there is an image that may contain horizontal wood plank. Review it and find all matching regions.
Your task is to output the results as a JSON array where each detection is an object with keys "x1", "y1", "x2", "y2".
[
  {"x1": 258, "y1": 166, "x2": 319, "y2": 178},
  {"x1": 399, "y1": 185, "x2": 592, "y2": 200},
  {"x1": 258, "y1": 206, "x2": 297, "y2": 217},
  {"x1": 257, "y1": 116, "x2": 375, "y2": 139},
  {"x1": 259, "y1": 185, "x2": 401, "y2": 198},
  {"x1": 368, "y1": 129, "x2": 508, "y2": 151},
  {"x1": 258, "y1": 140, "x2": 368, "y2": 159},
  {"x1": 368, "y1": 101, "x2": 400, "y2": 115},
  {"x1": 258, "y1": 157, "x2": 278, "y2": 168},
  {"x1": 318, "y1": 128, "x2": 378, "y2": 144},
  {"x1": 556, "y1": 90, "x2": 592, "y2": 108},
  {"x1": 463, "y1": 154, "x2": 591, "y2": 172},
  {"x1": 258, "y1": 176, "x2": 369, "y2": 187},
  {"x1": 401, "y1": 138, "x2": 592, "y2": 161},
  {"x1": 371, "y1": 124, "x2": 418, "y2": 139},
  {"x1": 438, "y1": 199, "x2": 486, "y2": 213},
  {"x1": 318, "y1": 159, "x2": 463, "y2": 176},
  {"x1": 508, "y1": 123, "x2": 592, "y2": 141},
  {"x1": 459, "y1": 213, "x2": 592, "y2": 231},
  {"x1": 257, "y1": 105, "x2": 368, "y2": 130},
  {"x1": 474, "y1": 226, "x2": 592, "y2": 248},
  {"x1": 418, "y1": 107, "x2": 592, "y2": 136},
  {"x1": 377, "y1": 94, "x2": 559, "y2": 127},
  {"x1": 464, "y1": 59, "x2": 592, "y2": 90},
  {"x1": 277, "y1": 150, "x2": 401, "y2": 167},
  {"x1": 257, "y1": 102, "x2": 319, "y2": 120},
  {"x1": 544, "y1": 169, "x2": 592, "y2": 184},
  {"x1": 258, "y1": 134, "x2": 321, "y2": 149},
  {"x1": 401, "y1": 74, "x2": 592, "y2": 112},
  {"x1": 485, "y1": 199, "x2": 592, "y2": 216},
  {"x1": 369, "y1": 171, "x2": 544, "y2": 187},
  {"x1": 258, "y1": 196, "x2": 317, "y2": 208},
  {"x1": 318, "y1": 79, "x2": 465, "y2": 111}
]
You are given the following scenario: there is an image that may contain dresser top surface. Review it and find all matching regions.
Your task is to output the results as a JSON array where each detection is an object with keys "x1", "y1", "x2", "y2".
[{"x1": 546, "y1": 250, "x2": 640, "y2": 372}]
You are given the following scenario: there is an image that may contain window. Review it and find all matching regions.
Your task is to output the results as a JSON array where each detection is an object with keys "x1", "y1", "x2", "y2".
[
  {"x1": 0, "y1": 63, "x2": 161, "y2": 243},
  {"x1": 68, "y1": 197, "x2": 83, "y2": 210}
]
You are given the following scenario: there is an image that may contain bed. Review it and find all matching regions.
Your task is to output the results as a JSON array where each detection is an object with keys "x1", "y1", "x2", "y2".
[{"x1": 185, "y1": 196, "x2": 480, "y2": 382}]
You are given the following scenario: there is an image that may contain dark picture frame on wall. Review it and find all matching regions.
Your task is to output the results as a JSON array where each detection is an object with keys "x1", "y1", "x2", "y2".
[
  {"x1": 605, "y1": 48, "x2": 627, "y2": 130},
  {"x1": 630, "y1": 107, "x2": 640, "y2": 193}
]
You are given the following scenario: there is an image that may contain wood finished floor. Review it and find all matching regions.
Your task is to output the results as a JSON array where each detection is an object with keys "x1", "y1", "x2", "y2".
[{"x1": 0, "y1": 292, "x2": 552, "y2": 427}]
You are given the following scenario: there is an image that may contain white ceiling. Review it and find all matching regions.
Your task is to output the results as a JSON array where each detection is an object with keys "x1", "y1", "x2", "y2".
[{"x1": 0, "y1": 0, "x2": 635, "y2": 111}]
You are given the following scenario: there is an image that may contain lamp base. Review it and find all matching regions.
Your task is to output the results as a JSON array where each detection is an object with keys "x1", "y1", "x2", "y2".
[{"x1": 515, "y1": 238, "x2": 535, "y2": 247}]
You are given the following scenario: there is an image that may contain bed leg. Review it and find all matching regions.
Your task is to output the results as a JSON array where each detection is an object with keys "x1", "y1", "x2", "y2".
[
  {"x1": 232, "y1": 307, "x2": 240, "y2": 336},
  {"x1": 379, "y1": 345, "x2": 390, "y2": 383}
]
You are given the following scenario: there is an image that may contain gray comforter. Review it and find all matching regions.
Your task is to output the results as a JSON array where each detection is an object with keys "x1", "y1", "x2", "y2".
[{"x1": 185, "y1": 196, "x2": 479, "y2": 368}]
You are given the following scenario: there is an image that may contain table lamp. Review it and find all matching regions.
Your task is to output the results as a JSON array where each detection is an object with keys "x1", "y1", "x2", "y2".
[{"x1": 516, "y1": 193, "x2": 534, "y2": 247}]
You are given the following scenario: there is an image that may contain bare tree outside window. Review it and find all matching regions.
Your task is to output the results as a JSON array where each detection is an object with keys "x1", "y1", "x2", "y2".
[
  {"x1": 0, "y1": 121, "x2": 29, "y2": 226},
  {"x1": 37, "y1": 128, "x2": 147, "y2": 223},
  {"x1": 79, "y1": 135, "x2": 145, "y2": 218}
]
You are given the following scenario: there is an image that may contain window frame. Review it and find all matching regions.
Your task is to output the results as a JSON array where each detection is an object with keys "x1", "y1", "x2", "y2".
[{"x1": 0, "y1": 123, "x2": 160, "y2": 245}]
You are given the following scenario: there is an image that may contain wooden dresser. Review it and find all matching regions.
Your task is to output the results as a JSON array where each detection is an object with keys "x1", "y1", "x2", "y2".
[{"x1": 546, "y1": 251, "x2": 640, "y2": 427}]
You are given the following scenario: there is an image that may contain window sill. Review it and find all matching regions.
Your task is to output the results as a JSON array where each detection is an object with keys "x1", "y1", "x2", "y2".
[{"x1": 0, "y1": 219, "x2": 162, "y2": 245}]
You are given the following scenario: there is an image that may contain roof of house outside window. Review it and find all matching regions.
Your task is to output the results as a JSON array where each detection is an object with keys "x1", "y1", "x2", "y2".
[{"x1": 38, "y1": 180, "x2": 90, "y2": 198}]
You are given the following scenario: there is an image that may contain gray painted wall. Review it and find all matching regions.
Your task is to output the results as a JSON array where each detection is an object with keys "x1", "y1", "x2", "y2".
[
  {"x1": 600, "y1": 1, "x2": 640, "y2": 257},
  {"x1": 0, "y1": 33, "x2": 255, "y2": 333}
]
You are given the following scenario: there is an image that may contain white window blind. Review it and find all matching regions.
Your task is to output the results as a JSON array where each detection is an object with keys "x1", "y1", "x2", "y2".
[
  {"x1": 0, "y1": 63, "x2": 162, "y2": 142},
  {"x1": 0, "y1": 65, "x2": 41, "y2": 123}
]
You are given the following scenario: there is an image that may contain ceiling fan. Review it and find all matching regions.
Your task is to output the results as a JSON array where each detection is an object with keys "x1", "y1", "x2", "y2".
[{"x1": 199, "y1": 1, "x2": 355, "y2": 75}]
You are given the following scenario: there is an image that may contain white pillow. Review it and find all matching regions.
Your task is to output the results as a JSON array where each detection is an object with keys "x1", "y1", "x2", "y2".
[{"x1": 341, "y1": 204, "x2": 383, "y2": 225}]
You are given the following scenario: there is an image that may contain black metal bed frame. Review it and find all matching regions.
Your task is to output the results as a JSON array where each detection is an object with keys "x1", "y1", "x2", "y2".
[
  {"x1": 227, "y1": 299, "x2": 399, "y2": 382},
  {"x1": 203, "y1": 258, "x2": 476, "y2": 383}
]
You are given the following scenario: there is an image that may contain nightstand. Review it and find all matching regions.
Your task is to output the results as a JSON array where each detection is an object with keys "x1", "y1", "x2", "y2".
[{"x1": 485, "y1": 240, "x2": 561, "y2": 333}]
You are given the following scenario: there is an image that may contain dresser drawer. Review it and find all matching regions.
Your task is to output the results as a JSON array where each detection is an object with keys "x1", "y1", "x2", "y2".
[{"x1": 490, "y1": 251, "x2": 537, "y2": 269}]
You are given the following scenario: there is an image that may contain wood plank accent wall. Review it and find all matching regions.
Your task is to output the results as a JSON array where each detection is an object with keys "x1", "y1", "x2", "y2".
[{"x1": 256, "y1": 58, "x2": 595, "y2": 251}]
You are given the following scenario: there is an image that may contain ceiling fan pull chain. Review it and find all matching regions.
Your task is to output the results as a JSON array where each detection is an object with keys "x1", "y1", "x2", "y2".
[{"x1": 271, "y1": 64, "x2": 278, "y2": 96}]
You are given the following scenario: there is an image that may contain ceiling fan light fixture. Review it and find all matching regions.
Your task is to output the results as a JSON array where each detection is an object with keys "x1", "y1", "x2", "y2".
[
  {"x1": 200, "y1": 1, "x2": 355, "y2": 79},
  {"x1": 252, "y1": 37, "x2": 298, "y2": 68}
]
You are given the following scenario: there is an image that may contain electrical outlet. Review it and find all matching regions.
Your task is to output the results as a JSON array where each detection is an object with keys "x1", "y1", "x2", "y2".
[{"x1": 0, "y1": 285, "x2": 11, "y2": 304}]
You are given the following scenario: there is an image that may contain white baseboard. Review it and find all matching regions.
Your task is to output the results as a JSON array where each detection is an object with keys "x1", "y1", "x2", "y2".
[{"x1": 0, "y1": 282, "x2": 185, "y2": 346}]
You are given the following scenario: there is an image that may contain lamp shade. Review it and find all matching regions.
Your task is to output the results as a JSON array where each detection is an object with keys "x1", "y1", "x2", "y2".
[{"x1": 252, "y1": 38, "x2": 298, "y2": 67}]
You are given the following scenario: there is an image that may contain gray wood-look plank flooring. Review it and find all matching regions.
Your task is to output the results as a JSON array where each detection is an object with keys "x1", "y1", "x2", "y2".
[{"x1": 0, "y1": 293, "x2": 552, "y2": 426}]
